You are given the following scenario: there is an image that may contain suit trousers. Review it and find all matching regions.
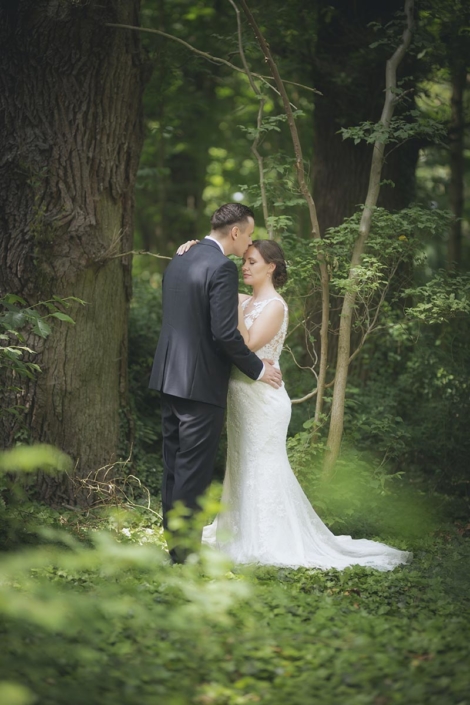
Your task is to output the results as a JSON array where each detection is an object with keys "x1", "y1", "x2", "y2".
[{"x1": 160, "y1": 393, "x2": 225, "y2": 560}]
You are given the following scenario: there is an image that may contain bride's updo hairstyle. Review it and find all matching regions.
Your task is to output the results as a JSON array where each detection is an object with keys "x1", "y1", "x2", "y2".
[{"x1": 251, "y1": 240, "x2": 288, "y2": 289}]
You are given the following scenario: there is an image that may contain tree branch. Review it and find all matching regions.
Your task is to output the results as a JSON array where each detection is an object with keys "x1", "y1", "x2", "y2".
[
  {"x1": 109, "y1": 250, "x2": 171, "y2": 261},
  {"x1": 228, "y1": 0, "x2": 272, "y2": 237},
  {"x1": 239, "y1": 0, "x2": 330, "y2": 427},
  {"x1": 105, "y1": 23, "x2": 319, "y2": 97},
  {"x1": 348, "y1": 259, "x2": 401, "y2": 362},
  {"x1": 291, "y1": 378, "x2": 336, "y2": 405}
]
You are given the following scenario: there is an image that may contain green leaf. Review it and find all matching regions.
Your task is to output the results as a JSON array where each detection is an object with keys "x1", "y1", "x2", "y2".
[
  {"x1": 32, "y1": 319, "x2": 51, "y2": 338},
  {"x1": 2, "y1": 294, "x2": 27, "y2": 306},
  {"x1": 1, "y1": 347, "x2": 22, "y2": 360},
  {"x1": 51, "y1": 312, "x2": 75, "y2": 324},
  {"x1": 59, "y1": 295, "x2": 87, "y2": 306},
  {"x1": 0, "y1": 682, "x2": 36, "y2": 705},
  {"x1": 24, "y1": 308, "x2": 40, "y2": 320},
  {"x1": 0, "y1": 444, "x2": 72, "y2": 474},
  {"x1": 0, "y1": 311, "x2": 26, "y2": 330},
  {"x1": 13, "y1": 346, "x2": 36, "y2": 354}
]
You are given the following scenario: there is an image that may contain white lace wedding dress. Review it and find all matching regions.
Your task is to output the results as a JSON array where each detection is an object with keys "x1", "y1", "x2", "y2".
[{"x1": 202, "y1": 297, "x2": 412, "y2": 571}]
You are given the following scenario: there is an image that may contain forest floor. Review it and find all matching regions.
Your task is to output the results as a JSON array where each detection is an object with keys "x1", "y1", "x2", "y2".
[{"x1": 1, "y1": 487, "x2": 469, "y2": 705}]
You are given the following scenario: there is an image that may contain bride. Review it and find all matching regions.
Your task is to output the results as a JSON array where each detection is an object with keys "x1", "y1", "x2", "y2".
[{"x1": 178, "y1": 239, "x2": 412, "y2": 571}]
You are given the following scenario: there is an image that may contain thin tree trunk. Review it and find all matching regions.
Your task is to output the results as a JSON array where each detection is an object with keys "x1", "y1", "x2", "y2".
[
  {"x1": 311, "y1": 0, "x2": 419, "y2": 373},
  {"x1": 323, "y1": 0, "x2": 415, "y2": 476},
  {"x1": 313, "y1": 118, "x2": 419, "y2": 371},
  {"x1": 0, "y1": 1, "x2": 148, "y2": 505},
  {"x1": 448, "y1": 63, "x2": 466, "y2": 269},
  {"x1": 239, "y1": 0, "x2": 330, "y2": 425},
  {"x1": 228, "y1": 0, "x2": 272, "y2": 238}
]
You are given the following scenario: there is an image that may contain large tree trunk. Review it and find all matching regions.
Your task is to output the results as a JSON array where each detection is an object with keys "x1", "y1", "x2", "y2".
[
  {"x1": 0, "y1": 0, "x2": 148, "y2": 505},
  {"x1": 311, "y1": 0, "x2": 419, "y2": 371},
  {"x1": 313, "y1": 113, "x2": 419, "y2": 236},
  {"x1": 312, "y1": 0, "x2": 419, "y2": 235}
]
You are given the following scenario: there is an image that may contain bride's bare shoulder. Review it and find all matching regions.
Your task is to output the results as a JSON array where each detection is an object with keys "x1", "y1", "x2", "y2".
[{"x1": 238, "y1": 293, "x2": 251, "y2": 303}]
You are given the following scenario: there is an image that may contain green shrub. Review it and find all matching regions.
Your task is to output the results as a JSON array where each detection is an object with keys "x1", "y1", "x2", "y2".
[
  {"x1": 127, "y1": 275, "x2": 164, "y2": 495},
  {"x1": 1, "y1": 445, "x2": 469, "y2": 705},
  {"x1": 0, "y1": 444, "x2": 73, "y2": 550},
  {"x1": 0, "y1": 294, "x2": 84, "y2": 431},
  {"x1": 345, "y1": 316, "x2": 470, "y2": 494}
]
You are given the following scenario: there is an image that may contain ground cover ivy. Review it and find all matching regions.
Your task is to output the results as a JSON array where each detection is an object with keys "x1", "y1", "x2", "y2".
[{"x1": 0, "y1": 455, "x2": 469, "y2": 705}]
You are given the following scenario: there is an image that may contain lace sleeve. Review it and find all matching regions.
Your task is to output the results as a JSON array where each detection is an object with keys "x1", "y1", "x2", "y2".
[{"x1": 243, "y1": 297, "x2": 288, "y2": 364}]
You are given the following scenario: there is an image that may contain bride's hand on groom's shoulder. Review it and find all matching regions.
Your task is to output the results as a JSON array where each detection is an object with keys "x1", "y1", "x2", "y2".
[
  {"x1": 176, "y1": 239, "x2": 199, "y2": 255},
  {"x1": 260, "y1": 359, "x2": 282, "y2": 389}
]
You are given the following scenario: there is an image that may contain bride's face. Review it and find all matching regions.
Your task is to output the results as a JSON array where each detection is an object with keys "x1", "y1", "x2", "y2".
[{"x1": 242, "y1": 246, "x2": 274, "y2": 288}]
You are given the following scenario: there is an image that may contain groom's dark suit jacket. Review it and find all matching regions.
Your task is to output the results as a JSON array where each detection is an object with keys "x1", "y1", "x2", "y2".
[{"x1": 149, "y1": 238, "x2": 263, "y2": 408}]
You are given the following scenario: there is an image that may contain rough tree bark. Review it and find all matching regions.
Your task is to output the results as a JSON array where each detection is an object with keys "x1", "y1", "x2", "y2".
[
  {"x1": 310, "y1": 0, "x2": 419, "y2": 373},
  {"x1": 312, "y1": 0, "x2": 419, "y2": 236},
  {"x1": 323, "y1": 0, "x2": 415, "y2": 476},
  {"x1": 0, "y1": 0, "x2": 148, "y2": 505}
]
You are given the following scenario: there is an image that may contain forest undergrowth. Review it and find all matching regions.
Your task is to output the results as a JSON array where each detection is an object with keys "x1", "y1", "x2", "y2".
[{"x1": 1, "y1": 451, "x2": 469, "y2": 705}]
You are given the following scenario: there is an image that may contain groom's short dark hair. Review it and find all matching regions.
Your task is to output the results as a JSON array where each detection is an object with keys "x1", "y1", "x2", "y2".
[{"x1": 211, "y1": 203, "x2": 254, "y2": 234}]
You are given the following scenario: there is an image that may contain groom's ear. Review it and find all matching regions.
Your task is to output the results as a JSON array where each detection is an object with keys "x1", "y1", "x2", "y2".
[{"x1": 228, "y1": 225, "x2": 241, "y2": 245}]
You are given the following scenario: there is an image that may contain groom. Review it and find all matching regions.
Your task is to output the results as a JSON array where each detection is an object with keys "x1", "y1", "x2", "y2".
[{"x1": 149, "y1": 203, "x2": 282, "y2": 562}]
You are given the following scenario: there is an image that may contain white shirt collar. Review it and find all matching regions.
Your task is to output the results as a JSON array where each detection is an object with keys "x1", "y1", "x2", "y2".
[{"x1": 205, "y1": 235, "x2": 224, "y2": 254}]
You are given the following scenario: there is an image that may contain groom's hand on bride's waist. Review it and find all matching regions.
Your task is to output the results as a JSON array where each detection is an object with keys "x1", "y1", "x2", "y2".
[{"x1": 260, "y1": 359, "x2": 282, "y2": 389}]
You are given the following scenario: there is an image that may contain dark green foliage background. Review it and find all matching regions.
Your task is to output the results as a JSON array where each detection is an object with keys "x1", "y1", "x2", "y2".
[
  {"x1": 127, "y1": 275, "x2": 164, "y2": 494},
  {"x1": 2, "y1": 0, "x2": 470, "y2": 703}
]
